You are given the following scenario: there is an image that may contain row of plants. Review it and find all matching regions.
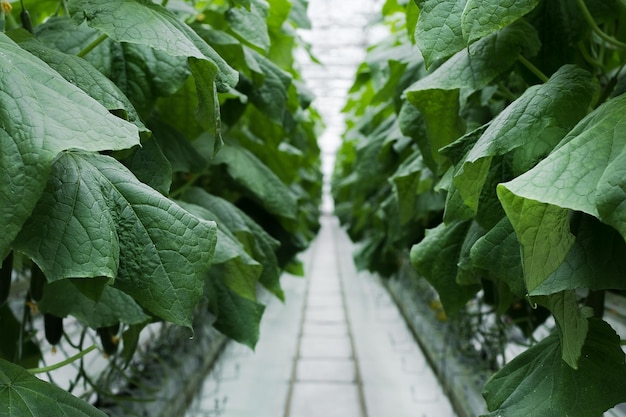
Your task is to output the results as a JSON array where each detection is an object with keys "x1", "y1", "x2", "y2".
[
  {"x1": 332, "y1": 0, "x2": 626, "y2": 415},
  {"x1": 0, "y1": 0, "x2": 322, "y2": 414}
]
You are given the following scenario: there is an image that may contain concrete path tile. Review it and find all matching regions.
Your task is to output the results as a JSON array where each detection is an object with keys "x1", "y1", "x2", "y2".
[
  {"x1": 290, "y1": 383, "x2": 362, "y2": 417},
  {"x1": 297, "y1": 358, "x2": 355, "y2": 383},
  {"x1": 306, "y1": 307, "x2": 345, "y2": 322},
  {"x1": 303, "y1": 321, "x2": 349, "y2": 337},
  {"x1": 299, "y1": 335, "x2": 353, "y2": 359}
]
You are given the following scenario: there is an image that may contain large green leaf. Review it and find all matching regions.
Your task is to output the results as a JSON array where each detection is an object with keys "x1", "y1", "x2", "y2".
[
  {"x1": 0, "y1": 358, "x2": 107, "y2": 416},
  {"x1": 0, "y1": 306, "x2": 41, "y2": 369},
  {"x1": 410, "y1": 220, "x2": 481, "y2": 314},
  {"x1": 540, "y1": 290, "x2": 589, "y2": 369},
  {"x1": 497, "y1": 189, "x2": 575, "y2": 293},
  {"x1": 178, "y1": 201, "x2": 262, "y2": 301},
  {"x1": 181, "y1": 188, "x2": 283, "y2": 299},
  {"x1": 38, "y1": 280, "x2": 151, "y2": 329},
  {"x1": 13, "y1": 152, "x2": 217, "y2": 329},
  {"x1": 498, "y1": 93, "x2": 626, "y2": 292},
  {"x1": 414, "y1": 0, "x2": 466, "y2": 67},
  {"x1": 212, "y1": 145, "x2": 298, "y2": 220},
  {"x1": 482, "y1": 320, "x2": 626, "y2": 417},
  {"x1": 0, "y1": 32, "x2": 139, "y2": 259},
  {"x1": 461, "y1": 0, "x2": 540, "y2": 44},
  {"x1": 109, "y1": 42, "x2": 191, "y2": 116},
  {"x1": 470, "y1": 217, "x2": 526, "y2": 297},
  {"x1": 454, "y1": 65, "x2": 595, "y2": 213},
  {"x1": 245, "y1": 49, "x2": 293, "y2": 123},
  {"x1": 532, "y1": 214, "x2": 626, "y2": 295},
  {"x1": 11, "y1": 30, "x2": 148, "y2": 135},
  {"x1": 226, "y1": 1, "x2": 271, "y2": 52},
  {"x1": 404, "y1": 89, "x2": 464, "y2": 173},
  {"x1": 389, "y1": 151, "x2": 435, "y2": 225},
  {"x1": 34, "y1": 16, "x2": 114, "y2": 76},
  {"x1": 206, "y1": 276, "x2": 265, "y2": 349},
  {"x1": 407, "y1": 20, "x2": 540, "y2": 93},
  {"x1": 67, "y1": 0, "x2": 237, "y2": 92}
]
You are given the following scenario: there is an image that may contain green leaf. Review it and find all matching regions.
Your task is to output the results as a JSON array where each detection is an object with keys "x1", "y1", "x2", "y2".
[
  {"x1": 407, "y1": 20, "x2": 540, "y2": 93},
  {"x1": 181, "y1": 188, "x2": 283, "y2": 299},
  {"x1": 289, "y1": 0, "x2": 311, "y2": 29},
  {"x1": 470, "y1": 217, "x2": 526, "y2": 297},
  {"x1": 389, "y1": 152, "x2": 435, "y2": 225},
  {"x1": 245, "y1": 49, "x2": 293, "y2": 123},
  {"x1": 482, "y1": 319, "x2": 626, "y2": 417},
  {"x1": 540, "y1": 290, "x2": 589, "y2": 369},
  {"x1": 461, "y1": 0, "x2": 540, "y2": 45},
  {"x1": 13, "y1": 152, "x2": 217, "y2": 329},
  {"x1": 0, "y1": 358, "x2": 107, "y2": 416},
  {"x1": 178, "y1": 202, "x2": 262, "y2": 302},
  {"x1": 10, "y1": 29, "x2": 148, "y2": 136},
  {"x1": 109, "y1": 42, "x2": 191, "y2": 116},
  {"x1": 122, "y1": 137, "x2": 173, "y2": 195},
  {"x1": 454, "y1": 65, "x2": 595, "y2": 213},
  {"x1": 533, "y1": 214, "x2": 626, "y2": 295},
  {"x1": 0, "y1": 32, "x2": 139, "y2": 259},
  {"x1": 207, "y1": 277, "x2": 265, "y2": 349},
  {"x1": 497, "y1": 188, "x2": 575, "y2": 293},
  {"x1": 414, "y1": 0, "x2": 466, "y2": 67},
  {"x1": 404, "y1": 89, "x2": 464, "y2": 173},
  {"x1": 499, "y1": 93, "x2": 626, "y2": 242},
  {"x1": 0, "y1": 305, "x2": 41, "y2": 369},
  {"x1": 189, "y1": 58, "x2": 222, "y2": 149},
  {"x1": 67, "y1": 0, "x2": 238, "y2": 92},
  {"x1": 498, "y1": 94, "x2": 626, "y2": 292},
  {"x1": 38, "y1": 280, "x2": 151, "y2": 329},
  {"x1": 148, "y1": 119, "x2": 207, "y2": 174},
  {"x1": 226, "y1": 2, "x2": 271, "y2": 52},
  {"x1": 213, "y1": 145, "x2": 298, "y2": 220},
  {"x1": 410, "y1": 220, "x2": 481, "y2": 314},
  {"x1": 34, "y1": 16, "x2": 115, "y2": 76}
]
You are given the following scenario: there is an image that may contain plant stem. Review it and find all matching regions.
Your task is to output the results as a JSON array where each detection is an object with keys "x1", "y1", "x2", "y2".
[
  {"x1": 517, "y1": 55, "x2": 549, "y2": 83},
  {"x1": 28, "y1": 344, "x2": 97, "y2": 374},
  {"x1": 170, "y1": 173, "x2": 202, "y2": 198},
  {"x1": 576, "y1": 0, "x2": 626, "y2": 50},
  {"x1": 77, "y1": 33, "x2": 108, "y2": 58}
]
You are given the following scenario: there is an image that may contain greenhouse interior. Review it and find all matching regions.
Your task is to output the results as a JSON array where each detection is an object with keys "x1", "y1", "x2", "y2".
[{"x1": 2, "y1": 0, "x2": 626, "y2": 416}]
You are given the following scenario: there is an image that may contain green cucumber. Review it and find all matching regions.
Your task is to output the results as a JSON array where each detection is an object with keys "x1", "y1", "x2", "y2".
[
  {"x1": 44, "y1": 313, "x2": 63, "y2": 345},
  {"x1": 30, "y1": 265, "x2": 45, "y2": 302},
  {"x1": 98, "y1": 323, "x2": 120, "y2": 356}
]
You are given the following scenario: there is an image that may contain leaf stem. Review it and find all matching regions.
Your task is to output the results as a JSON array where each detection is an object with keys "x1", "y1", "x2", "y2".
[
  {"x1": 28, "y1": 344, "x2": 97, "y2": 374},
  {"x1": 517, "y1": 55, "x2": 549, "y2": 83},
  {"x1": 77, "y1": 33, "x2": 108, "y2": 58},
  {"x1": 170, "y1": 173, "x2": 202, "y2": 198},
  {"x1": 575, "y1": 0, "x2": 626, "y2": 50}
]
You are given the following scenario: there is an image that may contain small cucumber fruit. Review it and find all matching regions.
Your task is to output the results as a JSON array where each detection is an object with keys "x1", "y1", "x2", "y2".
[
  {"x1": 98, "y1": 323, "x2": 120, "y2": 356},
  {"x1": 44, "y1": 313, "x2": 64, "y2": 345},
  {"x1": 30, "y1": 265, "x2": 45, "y2": 302}
]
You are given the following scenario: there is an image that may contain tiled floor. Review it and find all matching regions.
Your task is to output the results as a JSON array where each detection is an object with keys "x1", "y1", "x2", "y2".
[{"x1": 185, "y1": 216, "x2": 457, "y2": 417}]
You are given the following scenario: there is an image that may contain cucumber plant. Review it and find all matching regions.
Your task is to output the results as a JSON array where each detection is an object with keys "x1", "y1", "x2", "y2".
[
  {"x1": 333, "y1": 0, "x2": 626, "y2": 415},
  {"x1": 0, "y1": 0, "x2": 321, "y2": 414}
]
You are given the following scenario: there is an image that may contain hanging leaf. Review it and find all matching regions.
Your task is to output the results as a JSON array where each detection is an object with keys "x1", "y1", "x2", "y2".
[
  {"x1": 0, "y1": 32, "x2": 139, "y2": 259},
  {"x1": 461, "y1": 0, "x2": 540, "y2": 45},
  {"x1": 67, "y1": 0, "x2": 237, "y2": 92},
  {"x1": 0, "y1": 358, "x2": 107, "y2": 416},
  {"x1": 482, "y1": 320, "x2": 626, "y2": 417},
  {"x1": 13, "y1": 152, "x2": 217, "y2": 329}
]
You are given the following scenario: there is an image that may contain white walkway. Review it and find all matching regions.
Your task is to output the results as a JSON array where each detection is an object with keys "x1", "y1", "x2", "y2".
[{"x1": 185, "y1": 215, "x2": 457, "y2": 417}]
